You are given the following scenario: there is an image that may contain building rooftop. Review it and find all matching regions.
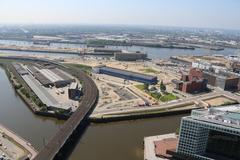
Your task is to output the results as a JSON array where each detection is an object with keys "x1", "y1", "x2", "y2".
[
  {"x1": 189, "y1": 104, "x2": 240, "y2": 129},
  {"x1": 27, "y1": 66, "x2": 52, "y2": 85},
  {"x1": 100, "y1": 66, "x2": 157, "y2": 81},
  {"x1": 154, "y1": 138, "x2": 178, "y2": 158},
  {"x1": 52, "y1": 68, "x2": 73, "y2": 81},
  {"x1": 204, "y1": 70, "x2": 239, "y2": 80},
  {"x1": 39, "y1": 69, "x2": 63, "y2": 83},
  {"x1": 224, "y1": 113, "x2": 240, "y2": 121},
  {"x1": 69, "y1": 82, "x2": 78, "y2": 89},
  {"x1": 13, "y1": 63, "x2": 29, "y2": 75},
  {"x1": 22, "y1": 74, "x2": 58, "y2": 107}
]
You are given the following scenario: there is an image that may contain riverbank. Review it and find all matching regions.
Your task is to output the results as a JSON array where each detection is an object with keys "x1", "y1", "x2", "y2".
[{"x1": 90, "y1": 108, "x2": 192, "y2": 123}]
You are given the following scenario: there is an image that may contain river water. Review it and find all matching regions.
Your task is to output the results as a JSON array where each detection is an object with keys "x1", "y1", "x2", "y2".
[
  {"x1": 0, "y1": 67, "x2": 185, "y2": 160},
  {"x1": 0, "y1": 39, "x2": 239, "y2": 59}
]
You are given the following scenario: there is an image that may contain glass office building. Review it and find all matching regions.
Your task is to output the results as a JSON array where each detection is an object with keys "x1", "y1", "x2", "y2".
[{"x1": 177, "y1": 105, "x2": 240, "y2": 160}]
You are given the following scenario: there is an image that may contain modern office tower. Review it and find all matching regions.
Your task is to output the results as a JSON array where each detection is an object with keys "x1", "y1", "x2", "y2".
[{"x1": 177, "y1": 105, "x2": 240, "y2": 160}]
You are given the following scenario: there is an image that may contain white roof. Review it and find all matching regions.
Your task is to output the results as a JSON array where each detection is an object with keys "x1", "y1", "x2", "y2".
[
  {"x1": 69, "y1": 82, "x2": 78, "y2": 89},
  {"x1": 39, "y1": 69, "x2": 63, "y2": 83},
  {"x1": 22, "y1": 75, "x2": 58, "y2": 107},
  {"x1": 215, "y1": 104, "x2": 240, "y2": 112}
]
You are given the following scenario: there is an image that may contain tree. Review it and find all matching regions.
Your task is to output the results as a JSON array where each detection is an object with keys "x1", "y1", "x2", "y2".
[
  {"x1": 143, "y1": 83, "x2": 149, "y2": 91},
  {"x1": 160, "y1": 80, "x2": 166, "y2": 92}
]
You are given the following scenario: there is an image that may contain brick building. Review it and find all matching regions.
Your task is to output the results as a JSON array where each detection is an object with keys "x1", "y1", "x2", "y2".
[{"x1": 172, "y1": 68, "x2": 208, "y2": 94}]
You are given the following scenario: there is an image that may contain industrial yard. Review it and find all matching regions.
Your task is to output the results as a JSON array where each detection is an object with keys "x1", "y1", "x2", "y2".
[{"x1": 9, "y1": 61, "x2": 82, "y2": 118}]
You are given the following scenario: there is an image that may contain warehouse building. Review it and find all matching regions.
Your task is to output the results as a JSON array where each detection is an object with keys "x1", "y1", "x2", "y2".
[
  {"x1": 27, "y1": 65, "x2": 54, "y2": 87},
  {"x1": 231, "y1": 61, "x2": 240, "y2": 73},
  {"x1": 172, "y1": 79, "x2": 208, "y2": 94},
  {"x1": 114, "y1": 52, "x2": 147, "y2": 61},
  {"x1": 13, "y1": 63, "x2": 29, "y2": 76},
  {"x1": 27, "y1": 65, "x2": 75, "y2": 88},
  {"x1": 68, "y1": 82, "x2": 82, "y2": 100},
  {"x1": 182, "y1": 80, "x2": 208, "y2": 94},
  {"x1": 177, "y1": 105, "x2": 240, "y2": 160},
  {"x1": 13, "y1": 65, "x2": 71, "y2": 110},
  {"x1": 93, "y1": 66, "x2": 158, "y2": 85},
  {"x1": 170, "y1": 56, "x2": 192, "y2": 66},
  {"x1": 203, "y1": 71, "x2": 239, "y2": 91},
  {"x1": 172, "y1": 68, "x2": 208, "y2": 94}
]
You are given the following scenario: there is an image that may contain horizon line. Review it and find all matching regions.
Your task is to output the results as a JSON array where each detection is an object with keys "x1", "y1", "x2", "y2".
[{"x1": 0, "y1": 23, "x2": 240, "y2": 32}]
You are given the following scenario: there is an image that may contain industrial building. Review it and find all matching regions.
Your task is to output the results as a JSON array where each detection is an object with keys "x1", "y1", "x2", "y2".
[
  {"x1": 231, "y1": 61, "x2": 240, "y2": 73},
  {"x1": 93, "y1": 66, "x2": 158, "y2": 85},
  {"x1": 22, "y1": 74, "x2": 60, "y2": 108},
  {"x1": 68, "y1": 82, "x2": 82, "y2": 100},
  {"x1": 13, "y1": 63, "x2": 29, "y2": 76},
  {"x1": 203, "y1": 71, "x2": 239, "y2": 91},
  {"x1": 93, "y1": 48, "x2": 122, "y2": 53},
  {"x1": 177, "y1": 105, "x2": 240, "y2": 160},
  {"x1": 170, "y1": 56, "x2": 192, "y2": 66},
  {"x1": 192, "y1": 60, "x2": 212, "y2": 71},
  {"x1": 19, "y1": 68, "x2": 72, "y2": 110},
  {"x1": 13, "y1": 63, "x2": 79, "y2": 111},
  {"x1": 192, "y1": 60, "x2": 227, "y2": 74},
  {"x1": 172, "y1": 68, "x2": 208, "y2": 94},
  {"x1": 27, "y1": 65, "x2": 75, "y2": 88},
  {"x1": 114, "y1": 52, "x2": 147, "y2": 61}
]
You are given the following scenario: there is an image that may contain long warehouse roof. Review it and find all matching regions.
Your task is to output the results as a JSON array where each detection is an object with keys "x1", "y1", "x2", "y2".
[
  {"x1": 100, "y1": 66, "x2": 157, "y2": 80},
  {"x1": 22, "y1": 75, "x2": 58, "y2": 107},
  {"x1": 22, "y1": 74, "x2": 72, "y2": 110},
  {"x1": 39, "y1": 69, "x2": 63, "y2": 83}
]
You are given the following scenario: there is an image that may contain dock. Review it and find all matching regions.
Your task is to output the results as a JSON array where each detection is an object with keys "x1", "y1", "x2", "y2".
[{"x1": 0, "y1": 124, "x2": 38, "y2": 160}]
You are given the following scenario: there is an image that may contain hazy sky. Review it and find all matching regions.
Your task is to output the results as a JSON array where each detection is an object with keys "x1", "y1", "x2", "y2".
[{"x1": 0, "y1": 0, "x2": 240, "y2": 29}]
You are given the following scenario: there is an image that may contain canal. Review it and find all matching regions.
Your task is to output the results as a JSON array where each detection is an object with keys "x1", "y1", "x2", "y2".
[{"x1": 0, "y1": 66, "x2": 185, "y2": 160}]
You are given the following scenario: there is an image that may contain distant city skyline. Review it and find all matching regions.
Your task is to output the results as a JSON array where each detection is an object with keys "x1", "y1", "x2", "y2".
[{"x1": 0, "y1": 0, "x2": 240, "y2": 30}]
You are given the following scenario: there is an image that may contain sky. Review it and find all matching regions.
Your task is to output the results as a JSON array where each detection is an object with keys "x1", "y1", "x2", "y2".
[{"x1": 0, "y1": 0, "x2": 240, "y2": 30}]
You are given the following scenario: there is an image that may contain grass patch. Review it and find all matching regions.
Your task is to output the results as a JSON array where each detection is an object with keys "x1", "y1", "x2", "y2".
[
  {"x1": 136, "y1": 84, "x2": 161, "y2": 100},
  {"x1": 160, "y1": 93, "x2": 178, "y2": 102},
  {"x1": 135, "y1": 84, "x2": 178, "y2": 102},
  {"x1": 135, "y1": 84, "x2": 145, "y2": 91},
  {"x1": 150, "y1": 92, "x2": 162, "y2": 100},
  {"x1": 144, "y1": 68, "x2": 159, "y2": 74}
]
